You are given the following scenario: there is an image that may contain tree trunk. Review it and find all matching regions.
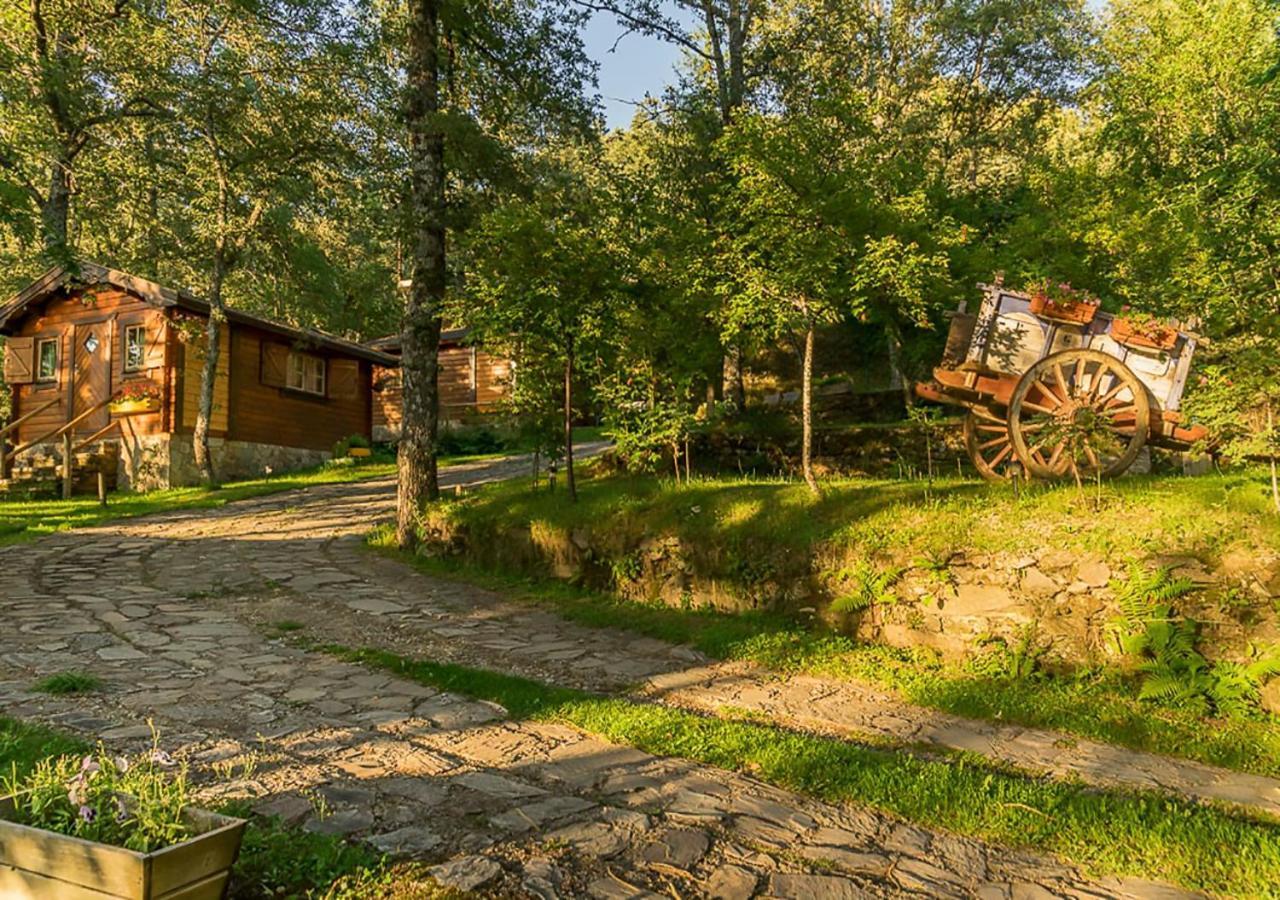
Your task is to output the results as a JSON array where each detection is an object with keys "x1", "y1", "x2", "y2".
[
  {"x1": 192, "y1": 248, "x2": 227, "y2": 486},
  {"x1": 801, "y1": 321, "x2": 818, "y2": 495},
  {"x1": 41, "y1": 155, "x2": 72, "y2": 257},
  {"x1": 397, "y1": 0, "x2": 447, "y2": 547},
  {"x1": 884, "y1": 317, "x2": 912, "y2": 408},
  {"x1": 722, "y1": 345, "x2": 745, "y2": 410},
  {"x1": 564, "y1": 344, "x2": 577, "y2": 502}
]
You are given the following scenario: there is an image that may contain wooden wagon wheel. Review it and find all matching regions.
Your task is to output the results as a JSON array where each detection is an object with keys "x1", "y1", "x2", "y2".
[
  {"x1": 964, "y1": 407, "x2": 1018, "y2": 481},
  {"x1": 1008, "y1": 349, "x2": 1150, "y2": 479}
]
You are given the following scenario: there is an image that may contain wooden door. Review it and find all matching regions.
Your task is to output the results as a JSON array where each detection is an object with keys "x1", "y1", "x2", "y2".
[{"x1": 72, "y1": 322, "x2": 110, "y2": 432}]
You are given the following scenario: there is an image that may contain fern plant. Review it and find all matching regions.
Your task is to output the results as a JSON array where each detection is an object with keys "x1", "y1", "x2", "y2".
[
  {"x1": 831, "y1": 561, "x2": 904, "y2": 614},
  {"x1": 1110, "y1": 564, "x2": 1280, "y2": 717}
]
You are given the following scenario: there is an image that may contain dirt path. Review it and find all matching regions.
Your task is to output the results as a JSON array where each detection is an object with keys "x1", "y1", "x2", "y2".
[{"x1": 0, "y1": 451, "x2": 1210, "y2": 898}]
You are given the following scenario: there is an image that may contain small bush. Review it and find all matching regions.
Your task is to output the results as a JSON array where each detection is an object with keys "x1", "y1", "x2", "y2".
[
  {"x1": 437, "y1": 425, "x2": 511, "y2": 456},
  {"x1": 32, "y1": 671, "x2": 102, "y2": 695}
]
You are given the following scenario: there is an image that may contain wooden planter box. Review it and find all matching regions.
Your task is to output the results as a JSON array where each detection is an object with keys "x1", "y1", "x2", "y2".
[
  {"x1": 1110, "y1": 317, "x2": 1179, "y2": 351},
  {"x1": 348, "y1": 447, "x2": 372, "y2": 458},
  {"x1": 1029, "y1": 293, "x2": 1099, "y2": 325},
  {"x1": 109, "y1": 398, "x2": 161, "y2": 417},
  {"x1": 0, "y1": 797, "x2": 245, "y2": 900}
]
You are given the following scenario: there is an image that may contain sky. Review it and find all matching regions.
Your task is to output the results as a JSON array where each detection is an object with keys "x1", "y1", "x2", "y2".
[{"x1": 580, "y1": 11, "x2": 691, "y2": 131}]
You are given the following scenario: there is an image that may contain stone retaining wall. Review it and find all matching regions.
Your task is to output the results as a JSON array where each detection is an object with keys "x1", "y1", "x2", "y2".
[{"x1": 420, "y1": 519, "x2": 1280, "y2": 671}]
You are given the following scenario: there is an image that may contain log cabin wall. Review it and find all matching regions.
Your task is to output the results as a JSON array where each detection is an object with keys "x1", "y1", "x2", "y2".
[
  {"x1": 223, "y1": 325, "x2": 373, "y2": 451},
  {"x1": 4, "y1": 287, "x2": 170, "y2": 446},
  {"x1": 371, "y1": 344, "x2": 511, "y2": 438}
]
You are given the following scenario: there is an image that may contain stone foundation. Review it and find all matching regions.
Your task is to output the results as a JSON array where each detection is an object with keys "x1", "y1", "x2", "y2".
[{"x1": 116, "y1": 434, "x2": 330, "y2": 490}]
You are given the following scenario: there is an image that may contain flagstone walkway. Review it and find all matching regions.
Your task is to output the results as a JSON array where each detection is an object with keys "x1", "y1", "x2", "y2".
[{"x1": 0, "y1": 450, "x2": 1231, "y2": 897}]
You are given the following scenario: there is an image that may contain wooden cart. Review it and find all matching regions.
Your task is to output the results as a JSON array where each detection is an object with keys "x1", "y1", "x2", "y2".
[{"x1": 915, "y1": 279, "x2": 1210, "y2": 480}]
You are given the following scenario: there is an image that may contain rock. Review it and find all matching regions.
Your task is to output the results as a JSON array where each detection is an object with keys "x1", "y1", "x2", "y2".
[
  {"x1": 453, "y1": 771, "x2": 547, "y2": 799},
  {"x1": 251, "y1": 793, "x2": 313, "y2": 826},
  {"x1": 768, "y1": 872, "x2": 864, "y2": 899},
  {"x1": 489, "y1": 796, "x2": 596, "y2": 833},
  {"x1": 798, "y1": 845, "x2": 890, "y2": 876},
  {"x1": 706, "y1": 865, "x2": 757, "y2": 900},
  {"x1": 1261, "y1": 679, "x2": 1280, "y2": 715},
  {"x1": 430, "y1": 854, "x2": 503, "y2": 892},
  {"x1": 639, "y1": 827, "x2": 710, "y2": 868},
  {"x1": 523, "y1": 857, "x2": 564, "y2": 900},
  {"x1": 304, "y1": 808, "x2": 374, "y2": 836},
  {"x1": 1020, "y1": 567, "x2": 1059, "y2": 597},
  {"x1": 1076, "y1": 561, "x2": 1111, "y2": 588},
  {"x1": 366, "y1": 826, "x2": 442, "y2": 858},
  {"x1": 545, "y1": 821, "x2": 626, "y2": 858},
  {"x1": 96, "y1": 645, "x2": 147, "y2": 661},
  {"x1": 943, "y1": 584, "x2": 1020, "y2": 616}
]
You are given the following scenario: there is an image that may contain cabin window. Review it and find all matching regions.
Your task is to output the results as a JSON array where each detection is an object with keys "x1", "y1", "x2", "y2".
[
  {"x1": 123, "y1": 324, "x2": 146, "y2": 372},
  {"x1": 287, "y1": 351, "x2": 326, "y2": 396},
  {"x1": 36, "y1": 338, "x2": 59, "y2": 382}
]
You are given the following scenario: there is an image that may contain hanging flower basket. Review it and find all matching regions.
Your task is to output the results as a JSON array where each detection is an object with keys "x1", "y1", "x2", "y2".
[{"x1": 1111, "y1": 316, "x2": 1179, "y2": 351}]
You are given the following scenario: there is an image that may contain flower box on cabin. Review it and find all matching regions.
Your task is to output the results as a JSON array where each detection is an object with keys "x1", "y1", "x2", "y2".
[
  {"x1": 0, "y1": 796, "x2": 246, "y2": 900},
  {"x1": 1110, "y1": 316, "x2": 1179, "y2": 351},
  {"x1": 109, "y1": 398, "x2": 161, "y2": 416}
]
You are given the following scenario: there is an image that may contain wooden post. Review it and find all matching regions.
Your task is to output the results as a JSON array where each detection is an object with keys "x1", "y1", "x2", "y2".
[
  {"x1": 97, "y1": 469, "x2": 107, "y2": 507},
  {"x1": 62, "y1": 431, "x2": 72, "y2": 499}
]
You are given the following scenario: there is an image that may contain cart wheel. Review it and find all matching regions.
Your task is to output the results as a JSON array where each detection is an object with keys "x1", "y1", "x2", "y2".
[
  {"x1": 1008, "y1": 349, "x2": 1150, "y2": 479},
  {"x1": 964, "y1": 407, "x2": 1018, "y2": 481}
]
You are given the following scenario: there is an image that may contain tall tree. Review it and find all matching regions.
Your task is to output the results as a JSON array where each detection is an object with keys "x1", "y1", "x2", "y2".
[
  {"x1": 394, "y1": 0, "x2": 594, "y2": 542},
  {"x1": 0, "y1": 0, "x2": 168, "y2": 262}
]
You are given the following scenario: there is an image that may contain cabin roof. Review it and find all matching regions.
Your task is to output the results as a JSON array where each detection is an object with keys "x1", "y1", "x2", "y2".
[
  {"x1": 367, "y1": 327, "x2": 470, "y2": 355},
  {"x1": 0, "y1": 260, "x2": 399, "y2": 366}
]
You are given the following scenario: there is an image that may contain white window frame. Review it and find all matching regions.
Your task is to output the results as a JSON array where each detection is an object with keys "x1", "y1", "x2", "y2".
[
  {"x1": 286, "y1": 351, "x2": 326, "y2": 397},
  {"x1": 123, "y1": 324, "x2": 146, "y2": 372},
  {"x1": 36, "y1": 337, "x2": 59, "y2": 383}
]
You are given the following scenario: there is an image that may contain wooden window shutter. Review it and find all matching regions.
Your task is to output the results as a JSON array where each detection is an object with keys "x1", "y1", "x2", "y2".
[
  {"x1": 3, "y1": 336, "x2": 34, "y2": 384},
  {"x1": 329, "y1": 358, "x2": 359, "y2": 401},
  {"x1": 143, "y1": 323, "x2": 166, "y2": 369},
  {"x1": 261, "y1": 342, "x2": 289, "y2": 387}
]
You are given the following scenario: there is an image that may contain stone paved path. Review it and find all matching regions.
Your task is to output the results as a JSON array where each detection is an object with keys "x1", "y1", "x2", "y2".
[{"x1": 0, "y1": 449, "x2": 1218, "y2": 898}]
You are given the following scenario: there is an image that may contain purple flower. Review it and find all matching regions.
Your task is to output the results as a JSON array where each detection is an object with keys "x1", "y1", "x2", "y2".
[
  {"x1": 150, "y1": 749, "x2": 174, "y2": 767},
  {"x1": 114, "y1": 797, "x2": 129, "y2": 823},
  {"x1": 113, "y1": 755, "x2": 129, "y2": 773},
  {"x1": 80, "y1": 756, "x2": 100, "y2": 776},
  {"x1": 78, "y1": 805, "x2": 96, "y2": 823},
  {"x1": 67, "y1": 778, "x2": 87, "y2": 806}
]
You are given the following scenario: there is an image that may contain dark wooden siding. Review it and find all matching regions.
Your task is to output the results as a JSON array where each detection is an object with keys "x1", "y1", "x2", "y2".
[
  {"x1": 226, "y1": 325, "x2": 372, "y2": 450},
  {"x1": 8, "y1": 288, "x2": 170, "y2": 445},
  {"x1": 371, "y1": 345, "x2": 511, "y2": 433}
]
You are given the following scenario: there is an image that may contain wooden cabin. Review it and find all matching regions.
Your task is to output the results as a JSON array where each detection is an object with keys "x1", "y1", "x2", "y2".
[
  {"x1": 369, "y1": 329, "x2": 512, "y2": 441},
  {"x1": 0, "y1": 261, "x2": 397, "y2": 492}
]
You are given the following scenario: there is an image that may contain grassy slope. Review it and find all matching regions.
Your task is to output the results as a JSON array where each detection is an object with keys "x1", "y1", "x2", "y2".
[
  {"x1": 328, "y1": 644, "x2": 1280, "y2": 899},
  {"x1": 390, "y1": 468, "x2": 1280, "y2": 778}
]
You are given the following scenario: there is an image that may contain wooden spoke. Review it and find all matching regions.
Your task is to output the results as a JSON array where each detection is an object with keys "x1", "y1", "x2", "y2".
[
  {"x1": 964, "y1": 409, "x2": 1018, "y2": 481},
  {"x1": 1008, "y1": 349, "x2": 1150, "y2": 480}
]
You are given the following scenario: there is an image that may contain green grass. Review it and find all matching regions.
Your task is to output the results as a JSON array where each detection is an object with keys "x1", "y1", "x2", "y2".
[
  {"x1": 323, "y1": 643, "x2": 1280, "y2": 898},
  {"x1": 420, "y1": 468, "x2": 1280, "y2": 566},
  {"x1": 0, "y1": 716, "x2": 88, "y2": 780},
  {"x1": 31, "y1": 671, "x2": 102, "y2": 695},
  {"x1": 371, "y1": 501, "x2": 1280, "y2": 780}
]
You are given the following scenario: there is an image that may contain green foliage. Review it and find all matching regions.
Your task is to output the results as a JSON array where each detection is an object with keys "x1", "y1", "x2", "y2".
[
  {"x1": 830, "y1": 562, "x2": 905, "y2": 613},
  {"x1": 1110, "y1": 565, "x2": 1280, "y2": 717},
  {"x1": 0, "y1": 717, "x2": 87, "y2": 781},
  {"x1": 225, "y1": 802, "x2": 388, "y2": 899},
  {"x1": 967, "y1": 628, "x2": 1050, "y2": 681},
  {"x1": 2, "y1": 731, "x2": 192, "y2": 853},
  {"x1": 31, "y1": 671, "x2": 102, "y2": 695}
]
